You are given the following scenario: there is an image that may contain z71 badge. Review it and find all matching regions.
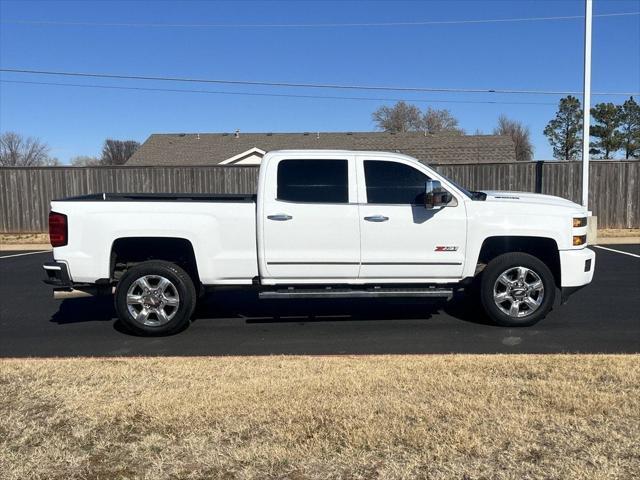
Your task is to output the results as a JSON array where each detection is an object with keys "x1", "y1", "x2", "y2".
[{"x1": 435, "y1": 246, "x2": 458, "y2": 252}]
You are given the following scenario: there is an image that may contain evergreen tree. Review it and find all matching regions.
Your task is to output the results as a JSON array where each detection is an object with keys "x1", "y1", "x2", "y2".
[
  {"x1": 543, "y1": 96, "x2": 583, "y2": 160},
  {"x1": 618, "y1": 96, "x2": 640, "y2": 159},
  {"x1": 589, "y1": 102, "x2": 622, "y2": 159}
]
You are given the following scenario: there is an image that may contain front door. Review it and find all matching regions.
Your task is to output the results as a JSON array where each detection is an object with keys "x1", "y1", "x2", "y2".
[
  {"x1": 357, "y1": 157, "x2": 467, "y2": 281},
  {"x1": 260, "y1": 156, "x2": 360, "y2": 281}
]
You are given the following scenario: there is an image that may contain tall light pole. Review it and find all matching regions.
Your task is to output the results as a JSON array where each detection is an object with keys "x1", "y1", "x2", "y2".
[{"x1": 581, "y1": 0, "x2": 593, "y2": 208}]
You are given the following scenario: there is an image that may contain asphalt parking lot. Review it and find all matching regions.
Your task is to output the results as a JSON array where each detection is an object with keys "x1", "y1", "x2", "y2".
[{"x1": 0, "y1": 245, "x2": 638, "y2": 357}]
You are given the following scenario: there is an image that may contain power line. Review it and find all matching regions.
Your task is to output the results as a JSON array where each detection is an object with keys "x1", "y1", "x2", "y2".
[
  {"x1": 0, "y1": 79, "x2": 559, "y2": 106},
  {"x1": 1, "y1": 68, "x2": 638, "y2": 96},
  {"x1": 1, "y1": 12, "x2": 639, "y2": 28}
]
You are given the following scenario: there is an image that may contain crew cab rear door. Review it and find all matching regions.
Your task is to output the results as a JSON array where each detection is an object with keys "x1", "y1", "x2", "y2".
[
  {"x1": 259, "y1": 155, "x2": 360, "y2": 281},
  {"x1": 356, "y1": 156, "x2": 467, "y2": 281}
]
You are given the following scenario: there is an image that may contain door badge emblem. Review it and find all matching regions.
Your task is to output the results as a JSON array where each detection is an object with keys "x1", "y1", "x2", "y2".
[{"x1": 435, "y1": 246, "x2": 458, "y2": 252}]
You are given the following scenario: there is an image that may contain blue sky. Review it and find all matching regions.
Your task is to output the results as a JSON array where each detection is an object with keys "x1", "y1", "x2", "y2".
[{"x1": 1, "y1": 0, "x2": 639, "y2": 163}]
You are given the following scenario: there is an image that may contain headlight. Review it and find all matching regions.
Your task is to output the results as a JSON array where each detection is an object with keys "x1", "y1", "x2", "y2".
[
  {"x1": 573, "y1": 235, "x2": 587, "y2": 246},
  {"x1": 573, "y1": 217, "x2": 587, "y2": 228}
]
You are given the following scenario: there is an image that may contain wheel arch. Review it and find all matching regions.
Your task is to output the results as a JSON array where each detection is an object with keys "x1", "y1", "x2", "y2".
[
  {"x1": 109, "y1": 236, "x2": 200, "y2": 286},
  {"x1": 477, "y1": 236, "x2": 561, "y2": 287}
]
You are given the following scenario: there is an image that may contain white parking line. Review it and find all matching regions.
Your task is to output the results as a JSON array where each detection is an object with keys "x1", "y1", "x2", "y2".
[
  {"x1": 0, "y1": 250, "x2": 50, "y2": 259},
  {"x1": 593, "y1": 245, "x2": 640, "y2": 259}
]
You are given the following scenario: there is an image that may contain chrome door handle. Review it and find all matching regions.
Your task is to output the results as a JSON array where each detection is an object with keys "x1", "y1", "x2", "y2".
[
  {"x1": 364, "y1": 215, "x2": 389, "y2": 222},
  {"x1": 267, "y1": 214, "x2": 293, "y2": 221}
]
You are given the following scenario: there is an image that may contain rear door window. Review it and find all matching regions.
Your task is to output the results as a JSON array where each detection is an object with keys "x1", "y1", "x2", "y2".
[{"x1": 277, "y1": 159, "x2": 349, "y2": 203}]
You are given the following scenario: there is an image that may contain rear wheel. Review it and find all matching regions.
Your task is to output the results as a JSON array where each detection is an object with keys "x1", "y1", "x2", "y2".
[
  {"x1": 480, "y1": 252, "x2": 555, "y2": 327},
  {"x1": 115, "y1": 260, "x2": 197, "y2": 336}
]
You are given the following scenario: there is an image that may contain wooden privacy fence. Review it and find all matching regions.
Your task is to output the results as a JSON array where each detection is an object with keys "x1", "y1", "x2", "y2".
[{"x1": 0, "y1": 161, "x2": 638, "y2": 232}]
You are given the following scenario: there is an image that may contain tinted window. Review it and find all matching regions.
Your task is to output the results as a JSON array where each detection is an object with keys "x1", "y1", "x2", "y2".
[
  {"x1": 277, "y1": 159, "x2": 348, "y2": 203},
  {"x1": 364, "y1": 160, "x2": 430, "y2": 204}
]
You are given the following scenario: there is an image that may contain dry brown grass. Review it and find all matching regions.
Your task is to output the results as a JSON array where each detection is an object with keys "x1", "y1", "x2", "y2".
[
  {"x1": 0, "y1": 233, "x2": 49, "y2": 245},
  {"x1": 598, "y1": 228, "x2": 640, "y2": 239},
  {"x1": 1, "y1": 355, "x2": 638, "y2": 480}
]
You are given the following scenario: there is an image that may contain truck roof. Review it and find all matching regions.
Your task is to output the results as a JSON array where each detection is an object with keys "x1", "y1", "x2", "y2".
[{"x1": 265, "y1": 150, "x2": 423, "y2": 163}]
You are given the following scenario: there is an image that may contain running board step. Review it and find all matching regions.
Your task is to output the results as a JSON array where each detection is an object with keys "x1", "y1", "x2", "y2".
[{"x1": 259, "y1": 287, "x2": 453, "y2": 300}]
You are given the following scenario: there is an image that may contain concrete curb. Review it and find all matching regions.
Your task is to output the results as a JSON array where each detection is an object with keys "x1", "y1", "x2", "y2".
[
  {"x1": 0, "y1": 244, "x2": 52, "y2": 251},
  {"x1": 596, "y1": 237, "x2": 640, "y2": 245}
]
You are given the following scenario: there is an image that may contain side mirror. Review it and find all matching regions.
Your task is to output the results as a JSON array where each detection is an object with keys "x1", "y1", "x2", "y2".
[{"x1": 425, "y1": 180, "x2": 452, "y2": 209}]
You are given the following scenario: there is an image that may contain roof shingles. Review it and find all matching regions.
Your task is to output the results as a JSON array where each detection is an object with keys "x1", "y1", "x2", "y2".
[{"x1": 126, "y1": 132, "x2": 516, "y2": 165}]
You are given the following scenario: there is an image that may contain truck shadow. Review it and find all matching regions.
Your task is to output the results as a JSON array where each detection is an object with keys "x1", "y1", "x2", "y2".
[
  {"x1": 49, "y1": 289, "x2": 493, "y2": 330},
  {"x1": 193, "y1": 288, "x2": 492, "y2": 326},
  {"x1": 51, "y1": 295, "x2": 116, "y2": 324}
]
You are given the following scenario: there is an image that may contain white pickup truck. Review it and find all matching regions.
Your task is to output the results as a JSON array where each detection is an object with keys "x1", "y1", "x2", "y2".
[{"x1": 44, "y1": 150, "x2": 595, "y2": 335}]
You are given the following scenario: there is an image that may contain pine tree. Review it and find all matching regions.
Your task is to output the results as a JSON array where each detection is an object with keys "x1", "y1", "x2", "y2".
[
  {"x1": 589, "y1": 103, "x2": 622, "y2": 159},
  {"x1": 618, "y1": 96, "x2": 640, "y2": 159},
  {"x1": 543, "y1": 96, "x2": 583, "y2": 160}
]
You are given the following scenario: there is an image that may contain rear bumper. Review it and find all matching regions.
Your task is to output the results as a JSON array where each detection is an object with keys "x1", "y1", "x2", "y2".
[
  {"x1": 43, "y1": 261, "x2": 111, "y2": 298},
  {"x1": 43, "y1": 261, "x2": 72, "y2": 287}
]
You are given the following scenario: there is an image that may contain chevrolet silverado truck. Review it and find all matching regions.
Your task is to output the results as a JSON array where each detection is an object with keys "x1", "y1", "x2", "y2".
[{"x1": 43, "y1": 150, "x2": 595, "y2": 335}]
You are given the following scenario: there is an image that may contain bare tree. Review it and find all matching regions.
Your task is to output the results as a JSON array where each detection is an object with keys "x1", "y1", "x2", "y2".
[
  {"x1": 43, "y1": 157, "x2": 62, "y2": 166},
  {"x1": 372, "y1": 101, "x2": 423, "y2": 133},
  {"x1": 101, "y1": 139, "x2": 140, "y2": 165},
  {"x1": 493, "y1": 115, "x2": 534, "y2": 162},
  {"x1": 0, "y1": 131, "x2": 51, "y2": 166},
  {"x1": 422, "y1": 107, "x2": 464, "y2": 134},
  {"x1": 372, "y1": 102, "x2": 464, "y2": 135},
  {"x1": 70, "y1": 155, "x2": 102, "y2": 166}
]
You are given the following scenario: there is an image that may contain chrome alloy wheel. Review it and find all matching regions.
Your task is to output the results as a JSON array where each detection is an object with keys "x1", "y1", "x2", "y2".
[
  {"x1": 493, "y1": 266, "x2": 544, "y2": 318},
  {"x1": 126, "y1": 275, "x2": 180, "y2": 326}
]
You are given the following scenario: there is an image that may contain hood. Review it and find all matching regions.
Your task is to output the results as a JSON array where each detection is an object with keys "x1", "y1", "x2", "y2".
[{"x1": 481, "y1": 190, "x2": 587, "y2": 211}]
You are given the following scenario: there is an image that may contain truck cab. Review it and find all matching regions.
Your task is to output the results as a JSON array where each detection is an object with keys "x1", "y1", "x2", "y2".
[{"x1": 44, "y1": 150, "x2": 595, "y2": 335}]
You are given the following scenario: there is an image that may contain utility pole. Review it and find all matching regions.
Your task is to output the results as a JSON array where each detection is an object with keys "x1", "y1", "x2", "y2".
[{"x1": 581, "y1": 0, "x2": 592, "y2": 208}]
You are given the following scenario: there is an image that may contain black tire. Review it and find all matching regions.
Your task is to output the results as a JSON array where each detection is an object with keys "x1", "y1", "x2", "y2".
[
  {"x1": 115, "y1": 260, "x2": 197, "y2": 336},
  {"x1": 480, "y1": 252, "x2": 555, "y2": 327}
]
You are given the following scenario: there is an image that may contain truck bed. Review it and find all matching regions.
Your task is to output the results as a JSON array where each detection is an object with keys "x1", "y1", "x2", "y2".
[
  {"x1": 50, "y1": 194, "x2": 259, "y2": 284},
  {"x1": 56, "y1": 193, "x2": 257, "y2": 202}
]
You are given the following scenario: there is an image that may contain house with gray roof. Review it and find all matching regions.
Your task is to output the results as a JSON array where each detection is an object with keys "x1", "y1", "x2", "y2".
[{"x1": 126, "y1": 131, "x2": 516, "y2": 166}]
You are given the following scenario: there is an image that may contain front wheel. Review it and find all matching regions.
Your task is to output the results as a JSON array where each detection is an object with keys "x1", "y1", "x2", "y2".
[
  {"x1": 480, "y1": 253, "x2": 556, "y2": 327},
  {"x1": 115, "y1": 260, "x2": 197, "y2": 336}
]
